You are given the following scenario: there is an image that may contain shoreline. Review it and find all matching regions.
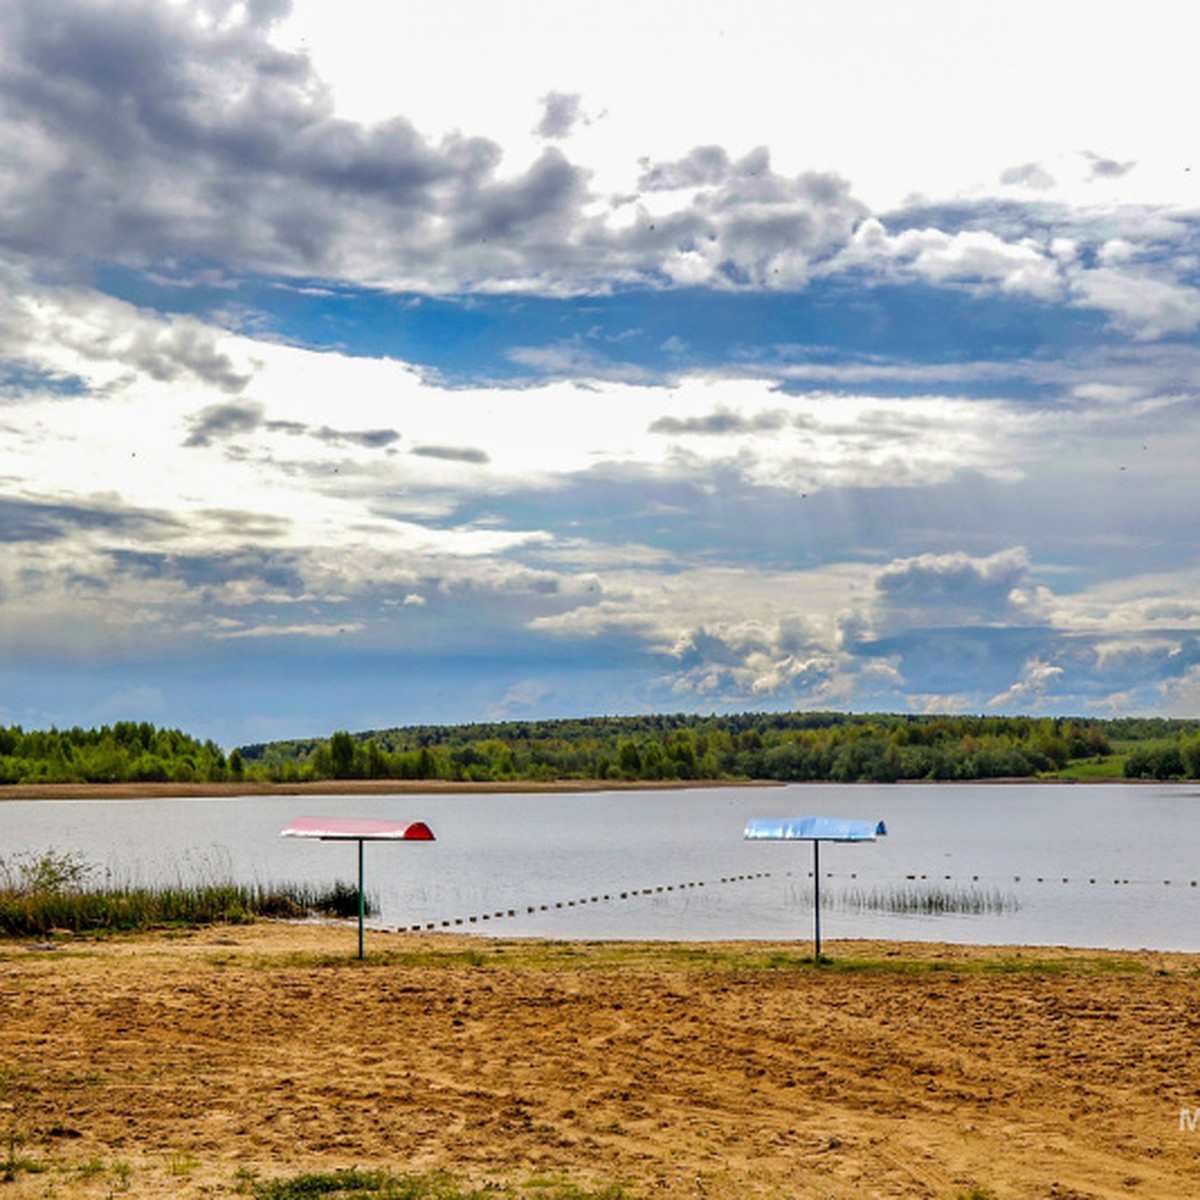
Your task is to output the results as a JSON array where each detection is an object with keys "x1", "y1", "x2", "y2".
[
  {"x1": 0, "y1": 775, "x2": 1174, "y2": 801},
  {"x1": 0, "y1": 777, "x2": 782, "y2": 801}
]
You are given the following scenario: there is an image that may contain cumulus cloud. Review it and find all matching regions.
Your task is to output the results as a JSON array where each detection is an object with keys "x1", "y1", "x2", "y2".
[
  {"x1": 529, "y1": 563, "x2": 878, "y2": 703},
  {"x1": 831, "y1": 208, "x2": 1200, "y2": 339},
  {"x1": 638, "y1": 144, "x2": 740, "y2": 190},
  {"x1": 834, "y1": 218, "x2": 1065, "y2": 301},
  {"x1": 872, "y1": 548, "x2": 1048, "y2": 631},
  {"x1": 634, "y1": 148, "x2": 867, "y2": 288}
]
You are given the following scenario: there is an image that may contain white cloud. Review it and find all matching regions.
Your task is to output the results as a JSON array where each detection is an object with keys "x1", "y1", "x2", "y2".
[
  {"x1": 530, "y1": 562, "x2": 878, "y2": 700},
  {"x1": 1068, "y1": 267, "x2": 1200, "y2": 340},
  {"x1": 1050, "y1": 570, "x2": 1200, "y2": 638},
  {"x1": 987, "y1": 657, "x2": 1064, "y2": 709},
  {"x1": 278, "y1": 2, "x2": 1200, "y2": 213},
  {"x1": 1158, "y1": 665, "x2": 1200, "y2": 717},
  {"x1": 832, "y1": 219, "x2": 1065, "y2": 300}
]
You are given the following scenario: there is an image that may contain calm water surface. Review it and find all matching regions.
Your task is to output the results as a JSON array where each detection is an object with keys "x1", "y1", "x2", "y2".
[{"x1": 2, "y1": 783, "x2": 1198, "y2": 950}]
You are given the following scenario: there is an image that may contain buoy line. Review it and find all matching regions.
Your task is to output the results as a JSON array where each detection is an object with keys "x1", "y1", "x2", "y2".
[
  {"x1": 782, "y1": 870, "x2": 1200, "y2": 887},
  {"x1": 391, "y1": 869, "x2": 1200, "y2": 932},
  {"x1": 396, "y1": 871, "x2": 773, "y2": 932}
]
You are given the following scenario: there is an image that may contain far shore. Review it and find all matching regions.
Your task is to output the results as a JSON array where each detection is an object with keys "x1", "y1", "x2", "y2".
[
  {"x1": 0, "y1": 776, "x2": 785, "y2": 801},
  {"x1": 0, "y1": 774, "x2": 1179, "y2": 801}
]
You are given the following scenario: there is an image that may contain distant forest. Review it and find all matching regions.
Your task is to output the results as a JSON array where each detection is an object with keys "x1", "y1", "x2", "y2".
[
  {"x1": 238, "y1": 712, "x2": 1200, "y2": 785},
  {"x1": 0, "y1": 722, "x2": 235, "y2": 785},
  {"x1": 4, "y1": 712, "x2": 1200, "y2": 787}
]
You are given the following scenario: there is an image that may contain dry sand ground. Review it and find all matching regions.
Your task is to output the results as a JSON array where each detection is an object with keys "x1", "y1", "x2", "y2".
[{"x1": 2, "y1": 925, "x2": 1200, "y2": 1199}]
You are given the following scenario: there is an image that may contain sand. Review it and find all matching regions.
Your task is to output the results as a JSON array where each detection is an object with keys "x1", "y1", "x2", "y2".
[{"x1": 2, "y1": 924, "x2": 1199, "y2": 1199}]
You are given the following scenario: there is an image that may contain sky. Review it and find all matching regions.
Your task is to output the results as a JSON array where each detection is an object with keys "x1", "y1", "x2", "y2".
[{"x1": 2, "y1": 0, "x2": 1200, "y2": 750}]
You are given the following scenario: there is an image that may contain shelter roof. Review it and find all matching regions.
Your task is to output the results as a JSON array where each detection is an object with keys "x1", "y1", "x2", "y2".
[
  {"x1": 280, "y1": 816, "x2": 435, "y2": 841},
  {"x1": 744, "y1": 816, "x2": 886, "y2": 842}
]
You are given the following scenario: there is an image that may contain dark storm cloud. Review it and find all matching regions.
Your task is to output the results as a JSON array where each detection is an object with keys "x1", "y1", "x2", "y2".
[
  {"x1": 649, "y1": 408, "x2": 787, "y2": 435},
  {"x1": 877, "y1": 550, "x2": 1025, "y2": 605},
  {"x1": 1086, "y1": 152, "x2": 1136, "y2": 179},
  {"x1": 534, "y1": 92, "x2": 583, "y2": 139},
  {"x1": 183, "y1": 401, "x2": 265, "y2": 447},
  {"x1": 118, "y1": 318, "x2": 252, "y2": 393},
  {"x1": 453, "y1": 148, "x2": 587, "y2": 244},
  {"x1": 0, "y1": 495, "x2": 180, "y2": 543},
  {"x1": 107, "y1": 546, "x2": 307, "y2": 593},
  {"x1": 313, "y1": 426, "x2": 400, "y2": 449},
  {"x1": 0, "y1": 1, "x2": 872, "y2": 294},
  {"x1": 0, "y1": 0, "x2": 571, "y2": 283},
  {"x1": 186, "y1": 402, "x2": 400, "y2": 450},
  {"x1": 195, "y1": 508, "x2": 291, "y2": 540},
  {"x1": 410, "y1": 444, "x2": 490, "y2": 464},
  {"x1": 874, "y1": 548, "x2": 1034, "y2": 626}
]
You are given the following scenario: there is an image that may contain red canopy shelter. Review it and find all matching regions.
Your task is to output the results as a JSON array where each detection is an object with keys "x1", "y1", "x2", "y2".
[{"x1": 281, "y1": 816, "x2": 435, "y2": 957}]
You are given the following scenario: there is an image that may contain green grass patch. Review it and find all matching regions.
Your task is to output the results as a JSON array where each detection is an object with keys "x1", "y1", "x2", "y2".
[
  {"x1": 219, "y1": 937, "x2": 1155, "y2": 979},
  {"x1": 242, "y1": 1168, "x2": 639, "y2": 1200},
  {"x1": 1039, "y1": 755, "x2": 1127, "y2": 780}
]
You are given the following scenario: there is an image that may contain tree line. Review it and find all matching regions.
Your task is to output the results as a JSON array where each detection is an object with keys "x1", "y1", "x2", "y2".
[
  {"x1": 5, "y1": 712, "x2": 1200, "y2": 788},
  {"x1": 0, "y1": 721, "x2": 242, "y2": 784},
  {"x1": 239, "y1": 711, "x2": 1200, "y2": 784}
]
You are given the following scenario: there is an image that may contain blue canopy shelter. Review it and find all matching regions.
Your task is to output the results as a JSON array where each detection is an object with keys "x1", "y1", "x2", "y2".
[{"x1": 744, "y1": 816, "x2": 887, "y2": 958}]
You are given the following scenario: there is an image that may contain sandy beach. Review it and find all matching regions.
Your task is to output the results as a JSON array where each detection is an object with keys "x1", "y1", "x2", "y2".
[{"x1": 2, "y1": 924, "x2": 1199, "y2": 1198}]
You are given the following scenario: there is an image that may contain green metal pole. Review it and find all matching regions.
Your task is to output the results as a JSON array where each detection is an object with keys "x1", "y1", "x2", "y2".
[
  {"x1": 813, "y1": 840, "x2": 821, "y2": 960},
  {"x1": 357, "y1": 838, "x2": 365, "y2": 960}
]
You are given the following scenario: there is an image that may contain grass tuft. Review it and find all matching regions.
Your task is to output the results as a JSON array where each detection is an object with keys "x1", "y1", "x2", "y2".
[{"x1": 245, "y1": 1168, "x2": 640, "y2": 1200}]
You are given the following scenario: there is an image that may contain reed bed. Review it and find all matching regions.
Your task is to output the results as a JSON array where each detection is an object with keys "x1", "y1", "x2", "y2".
[
  {"x1": 788, "y1": 880, "x2": 1020, "y2": 916},
  {"x1": 0, "y1": 849, "x2": 369, "y2": 936}
]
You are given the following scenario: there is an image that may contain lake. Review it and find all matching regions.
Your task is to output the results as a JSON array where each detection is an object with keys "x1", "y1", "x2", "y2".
[{"x1": 2, "y1": 782, "x2": 1199, "y2": 951}]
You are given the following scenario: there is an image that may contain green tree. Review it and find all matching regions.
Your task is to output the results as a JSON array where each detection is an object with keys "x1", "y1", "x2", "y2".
[{"x1": 329, "y1": 731, "x2": 356, "y2": 779}]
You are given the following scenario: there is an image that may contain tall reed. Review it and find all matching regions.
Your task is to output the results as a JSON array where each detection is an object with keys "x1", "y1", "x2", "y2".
[
  {"x1": 0, "y1": 850, "x2": 370, "y2": 937},
  {"x1": 788, "y1": 880, "x2": 1020, "y2": 916},
  {"x1": 840, "y1": 883, "x2": 1020, "y2": 915}
]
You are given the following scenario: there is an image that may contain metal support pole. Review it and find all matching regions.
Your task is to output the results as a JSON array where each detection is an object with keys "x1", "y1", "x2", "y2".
[
  {"x1": 357, "y1": 838, "x2": 365, "y2": 960},
  {"x1": 813, "y1": 840, "x2": 821, "y2": 959}
]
